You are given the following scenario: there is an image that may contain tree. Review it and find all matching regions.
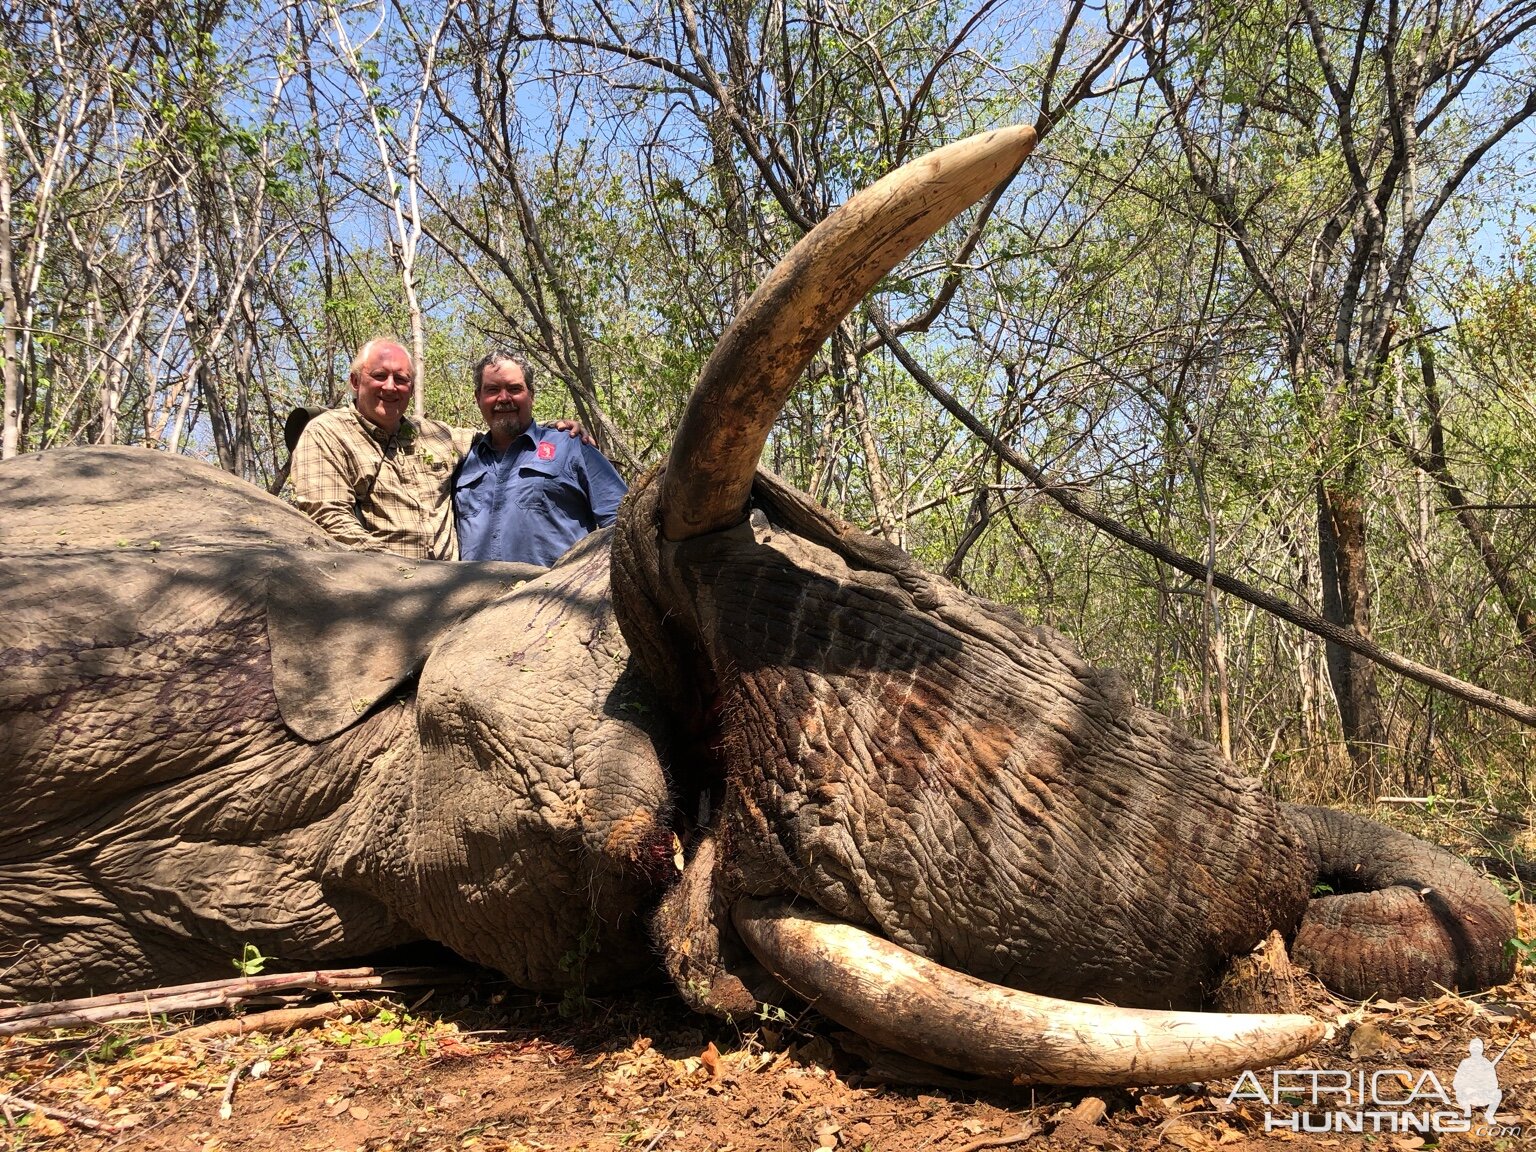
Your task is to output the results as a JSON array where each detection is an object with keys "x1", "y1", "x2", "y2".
[{"x1": 1138, "y1": 0, "x2": 1536, "y2": 790}]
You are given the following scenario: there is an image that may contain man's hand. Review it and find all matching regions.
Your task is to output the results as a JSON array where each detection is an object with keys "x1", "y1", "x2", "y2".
[{"x1": 551, "y1": 418, "x2": 596, "y2": 446}]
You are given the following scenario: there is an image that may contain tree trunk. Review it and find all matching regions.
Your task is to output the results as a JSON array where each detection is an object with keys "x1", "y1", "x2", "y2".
[
  {"x1": 1316, "y1": 478, "x2": 1387, "y2": 793},
  {"x1": 0, "y1": 127, "x2": 20, "y2": 460},
  {"x1": 1399, "y1": 341, "x2": 1536, "y2": 663},
  {"x1": 1205, "y1": 576, "x2": 1233, "y2": 761},
  {"x1": 837, "y1": 325, "x2": 900, "y2": 545}
]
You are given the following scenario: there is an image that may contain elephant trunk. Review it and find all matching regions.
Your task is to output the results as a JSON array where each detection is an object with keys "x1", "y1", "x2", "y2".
[
  {"x1": 734, "y1": 897, "x2": 1325, "y2": 1086},
  {"x1": 657, "y1": 126, "x2": 1036, "y2": 543},
  {"x1": 1284, "y1": 804, "x2": 1515, "y2": 999}
]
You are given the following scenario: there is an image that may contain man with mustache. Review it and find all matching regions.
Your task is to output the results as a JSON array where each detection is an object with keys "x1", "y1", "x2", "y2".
[{"x1": 455, "y1": 349, "x2": 627, "y2": 566}]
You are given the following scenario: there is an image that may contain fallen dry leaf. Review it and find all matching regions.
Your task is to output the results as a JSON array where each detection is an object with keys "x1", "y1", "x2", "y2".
[
  {"x1": 1137, "y1": 1094, "x2": 1176, "y2": 1121},
  {"x1": 1163, "y1": 1120, "x2": 1219, "y2": 1152},
  {"x1": 22, "y1": 1114, "x2": 69, "y2": 1139},
  {"x1": 1349, "y1": 1022, "x2": 1400, "y2": 1059}
]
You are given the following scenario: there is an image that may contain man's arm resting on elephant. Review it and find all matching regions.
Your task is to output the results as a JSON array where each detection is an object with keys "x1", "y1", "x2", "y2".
[
  {"x1": 291, "y1": 420, "x2": 386, "y2": 551},
  {"x1": 555, "y1": 418, "x2": 596, "y2": 446}
]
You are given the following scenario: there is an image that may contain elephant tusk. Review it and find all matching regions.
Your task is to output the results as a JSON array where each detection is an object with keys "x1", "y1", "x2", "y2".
[
  {"x1": 661, "y1": 125, "x2": 1037, "y2": 543},
  {"x1": 732, "y1": 897, "x2": 1326, "y2": 1088}
]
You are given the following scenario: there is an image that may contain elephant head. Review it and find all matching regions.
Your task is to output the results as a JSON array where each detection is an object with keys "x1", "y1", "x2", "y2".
[{"x1": 605, "y1": 126, "x2": 1515, "y2": 1082}]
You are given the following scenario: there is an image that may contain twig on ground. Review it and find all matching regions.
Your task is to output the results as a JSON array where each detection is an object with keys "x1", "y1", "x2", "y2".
[
  {"x1": 0, "y1": 966, "x2": 467, "y2": 1036},
  {"x1": 217, "y1": 1059, "x2": 248, "y2": 1121},
  {"x1": 174, "y1": 997, "x2": 377, "y2": 1044},
  {"x1": 0, "y1": 1090, "x2": 104, "y2": 1131},
  {"x1": 953, "y1": 1122, "x2": 1041, "y2": 1151},
  {"x1": 1, "y1": 969, "x2": 373, "y2": 1022}
]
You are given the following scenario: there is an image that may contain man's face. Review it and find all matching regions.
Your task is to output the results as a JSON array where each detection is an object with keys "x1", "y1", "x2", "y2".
[
  {"x1": 350, "y1": 342, "x2": 415, "y2": 434},
  {"x1": 477, "y1": 360, "x2": 535, "y2": 439}
]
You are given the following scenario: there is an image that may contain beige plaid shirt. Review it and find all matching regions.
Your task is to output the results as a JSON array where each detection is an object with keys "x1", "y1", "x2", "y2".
[{"x1": 291, "y1": 407, "x2": 474, "y2": 560}]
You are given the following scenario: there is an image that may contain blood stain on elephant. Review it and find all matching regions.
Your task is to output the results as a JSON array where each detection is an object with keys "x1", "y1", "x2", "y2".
[{"x1": 603, "y1": 809, "x2": 679, "y2": 885}]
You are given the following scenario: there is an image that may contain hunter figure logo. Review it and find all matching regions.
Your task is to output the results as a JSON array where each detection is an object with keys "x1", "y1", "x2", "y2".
[
  {"x1": 1453, "y1": 1038, "x2": 1506, "y2": 1124},
  {"x1": 1231, "y1": 1037, "x2": 1520, "y2": 1136}
]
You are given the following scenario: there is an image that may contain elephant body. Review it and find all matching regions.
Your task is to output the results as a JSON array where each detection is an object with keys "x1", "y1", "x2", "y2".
[
  {"x1": 0, "y1": 446, "x2": 1514, "y2": 1013},
  {"x1": 0, "y1": 447, "x2": 671, "y2": 996},
  {"x1": 0, "y1": 130, "x2": 1517, "y2": 1084}
]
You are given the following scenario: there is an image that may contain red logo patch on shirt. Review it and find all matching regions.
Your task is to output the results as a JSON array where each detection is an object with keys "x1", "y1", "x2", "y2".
[{"x1": 536, "y1": 441, "x2": 557, "y2": 460}]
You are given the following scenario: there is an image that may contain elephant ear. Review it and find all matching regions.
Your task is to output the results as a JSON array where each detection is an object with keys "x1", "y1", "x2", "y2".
[{"x1": 267, "y1": 552, "x2": 544, "y2": 741}]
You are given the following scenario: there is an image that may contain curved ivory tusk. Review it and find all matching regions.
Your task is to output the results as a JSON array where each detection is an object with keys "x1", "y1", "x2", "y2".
[
  {"x1": 662, "y1": 125, "x2": 1038, "y2": 542},
  {"x1": 733, "y1": 897, "x2": 1326, "y2": 1087}
]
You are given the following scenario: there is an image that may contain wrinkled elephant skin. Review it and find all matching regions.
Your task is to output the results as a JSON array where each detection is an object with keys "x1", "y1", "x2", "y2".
[{"x1": 0, "y1": 447, "x2": 673, "y2": 995}]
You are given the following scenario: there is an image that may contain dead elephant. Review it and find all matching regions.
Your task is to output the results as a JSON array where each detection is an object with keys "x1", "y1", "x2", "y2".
[{"x1": 0, "y1": 127, "x2": 1514, "y2": 1086}]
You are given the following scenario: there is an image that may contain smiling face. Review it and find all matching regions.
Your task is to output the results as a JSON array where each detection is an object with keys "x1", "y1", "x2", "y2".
[
  {"x1": 350, "y1": 341, "x2": 415, "y2": 435},
  {"x1": 476, "y1": 359, "x2": 535, "y2": 449}
]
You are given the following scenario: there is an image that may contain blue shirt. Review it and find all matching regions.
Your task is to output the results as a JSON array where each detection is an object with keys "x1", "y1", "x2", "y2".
[{"x1": 454, "y1": 422, "x2": 628, "y2": 566}]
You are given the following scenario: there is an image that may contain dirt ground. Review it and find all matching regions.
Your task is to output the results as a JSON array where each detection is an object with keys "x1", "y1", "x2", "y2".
[{"x1": 5, "y1": 912, "x2": 1536, "y2": 1152}]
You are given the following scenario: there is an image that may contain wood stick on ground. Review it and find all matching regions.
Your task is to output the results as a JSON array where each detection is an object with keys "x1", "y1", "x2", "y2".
[
  {"x1": 1060, "y1": 1097, "x2": 1107, "y2": 1126},
  {"x1": 0, "y1": 1091, "x2": 104, "y2": 1131},
  {"x1": 953, "y1": 1122, "x2": 1041, "y2": 1152},
  {"x1": 218, "y1": 1059, "x2": 248, "y2": 1122},
  {"x1": 174, "y1": 998, "x2": 377, "y2": 1044},
  {"x1": 0, "y1": 968, "x2": 379, "y2": 1023},
  {"x1": 0, "y1": 967, "x2": 468, "y2": 1036},
  {"x1": 0, "y1": 966, "x2": 465, "y2": 1023}
]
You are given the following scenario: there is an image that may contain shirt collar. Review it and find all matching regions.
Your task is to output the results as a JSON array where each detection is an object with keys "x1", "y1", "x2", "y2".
[
  {"x1": 474, "y1": 420, "x2": 543, "y2": 460},
  {"x1": 350, "y1": 405, "x2": 415, "y2": 446}
]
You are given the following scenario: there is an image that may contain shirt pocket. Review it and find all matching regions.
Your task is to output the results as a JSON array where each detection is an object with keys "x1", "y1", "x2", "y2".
[
  {"x1": 513, "y1": 461, "x2": 562, "y2": 508},
  {"x1": 453, "y1": 466, "x2": 492, "y2": 519},
  {"x1": 400, "y1": 451, "x2": 453, "y2": 482}
]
